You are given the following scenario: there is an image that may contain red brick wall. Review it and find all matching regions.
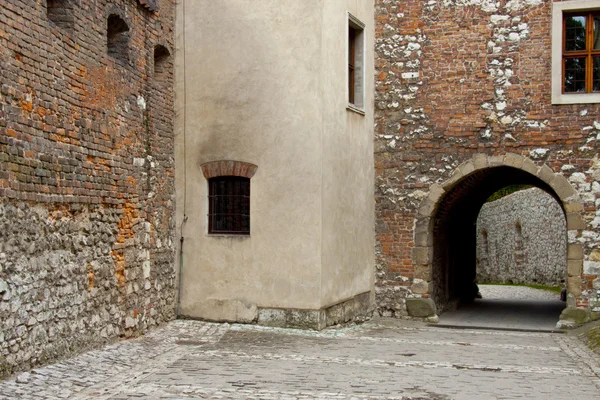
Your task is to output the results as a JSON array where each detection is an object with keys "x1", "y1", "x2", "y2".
[
  {"x1": 0, "y1": 0, "x2": 175, "y2": 375},
  {"x1": 375, "y1": 0, "x2": 599, "y2": 317}
]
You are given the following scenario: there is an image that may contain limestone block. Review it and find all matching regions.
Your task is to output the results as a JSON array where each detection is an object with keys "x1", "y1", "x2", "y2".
[
  {"x1": 442, "y1": 169, "x2": 464, "y2": 190},
  {"x1": 504, "y1": 153, "x2": 524, "y2": 169},
  {"x1": 567, "y1": 244, "x2": 583, "y2": 260},
  {"x1": 521, "y1": 158, "x2": 539, "y2": 175},
  {"x1": 414, "y1": 264, "x2": 432, "y2": 281},
  {"x1": 488, "y1": 155, "x2": 505, "y2": 166},
  {"x1": 584, "y1": 261, "x2": 600, "y2": 275},
  {"x1": 564, "y1": 201, "x2": 584, "y2": 213},
  {"x1": 537, "y1": 165, "x2": 556, "y2": 184},
  {"x1": 472, "y1": 154, "x2": 488, "y2": 170},
  {"x1": 458, "y1": 160, "x2": 475, "y2": 176},
  {"x1": 406, "y1": 298, "x2": 436, "y2": 317},
  {"x1": 417, "y1": 199, "x2": 435, "y2": 217},
  {"x1": 567, "y1": 260, "x2": 583, "y2": 277},
  {"x1": 427, "y1": 184, "x2": 445, "y2": 204},
  {"x1": 566, "y1": 213, "x2": 586, "y2": 230},
  {"x1": 559, "y1": 307, "x2": 590, "y2": 325},
  {"x1": 412, "y1": 247, "x2": 432, "y2": 265},
  {"x1": 567, "y1": 276, "x2": 582, "y2": 297},
  {"x1": 549, "y1": 174, "x2": 577, "y2": 200},
  {"x1": 411, "y1": 279, "x2": 431, "y2": 294}
]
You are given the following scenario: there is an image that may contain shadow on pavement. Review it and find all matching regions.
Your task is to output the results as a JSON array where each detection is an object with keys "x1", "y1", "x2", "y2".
[{"x1": 436, "y1": 298, "x2": 566, "y2": 332}]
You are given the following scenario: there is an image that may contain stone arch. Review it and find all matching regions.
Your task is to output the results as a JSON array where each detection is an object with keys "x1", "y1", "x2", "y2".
[{"x1": 412, "y1": 153, "x2": 585, "y2": 317}]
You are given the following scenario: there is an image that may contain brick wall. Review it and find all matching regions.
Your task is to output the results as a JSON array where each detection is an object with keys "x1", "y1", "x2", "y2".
[
  {"x1": 0, "y1": 0, "x2": 175, "y2": 376},
  {"x1": 375, "y1": 0, "x2": 599, "y2": 318}
]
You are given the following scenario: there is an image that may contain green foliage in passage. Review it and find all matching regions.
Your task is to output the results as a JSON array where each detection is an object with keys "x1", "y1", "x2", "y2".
[{"x1": 485, "y1": 185, "x2": 533, "y2": 203}]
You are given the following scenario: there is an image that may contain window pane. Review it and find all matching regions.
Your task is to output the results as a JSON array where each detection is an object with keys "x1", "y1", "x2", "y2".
[
  {"x1": 594, "y1": 15, "x2": 600, "y2": 50},
  {"x1": 594, "y1": 57, "x2": 600, "y2": 91},
  {"x1": 564, "y1": 57, "x2": 586, "y2": 92},
  {"x1": 565, "y1": 15, "x2": 587, "y2": 51}
]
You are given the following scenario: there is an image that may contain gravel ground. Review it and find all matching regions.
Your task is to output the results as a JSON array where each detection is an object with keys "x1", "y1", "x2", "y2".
[{"x1": 479, "y1": 284, "x2": 562, "y2": 300}]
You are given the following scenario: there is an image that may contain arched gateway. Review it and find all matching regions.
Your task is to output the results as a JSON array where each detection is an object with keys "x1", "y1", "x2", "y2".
[{"x1": 412, "y1": 153, "x2": 585, "y2": 321}]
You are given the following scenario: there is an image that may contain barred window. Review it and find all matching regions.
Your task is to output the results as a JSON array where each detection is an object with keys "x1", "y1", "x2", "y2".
[{"x1": 208, "y1": 176, "x2": 250, "y2": 235}]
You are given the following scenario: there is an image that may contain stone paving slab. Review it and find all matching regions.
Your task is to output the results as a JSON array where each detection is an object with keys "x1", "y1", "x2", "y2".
[{"x1": 0, "y1": 319, "x2": 599, "y2": 399}]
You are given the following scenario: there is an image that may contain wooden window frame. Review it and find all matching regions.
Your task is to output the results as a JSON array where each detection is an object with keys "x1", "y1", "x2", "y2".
[
  {"x1": 562, "y1": 11, "x2": 600, "y2": 94},
  {"x1": 552, "y1": 1, "x2": 600, "y2": 104}
]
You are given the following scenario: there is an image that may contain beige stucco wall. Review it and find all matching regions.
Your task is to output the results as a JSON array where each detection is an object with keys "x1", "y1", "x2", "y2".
[{"x1": 175, "y1": 0, "x2": 374, "y2": 321}]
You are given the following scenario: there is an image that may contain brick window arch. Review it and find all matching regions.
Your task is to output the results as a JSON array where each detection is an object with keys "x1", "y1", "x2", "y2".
[{"x1": 201, "y1": 161, "x2": 257, "y2": 235}]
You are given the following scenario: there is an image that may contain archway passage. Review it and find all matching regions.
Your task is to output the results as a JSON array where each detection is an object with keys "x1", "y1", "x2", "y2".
[
  {"x1": 431, "y1": 166, "x2": 563, "y2": 313},
  {"x1": 411, "y1": 153, "x2": 588, "y2": 329}
]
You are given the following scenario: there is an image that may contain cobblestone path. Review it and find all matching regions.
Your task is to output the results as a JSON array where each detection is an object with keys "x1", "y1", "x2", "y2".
[{"x1": 1, "y1": 319, "x2": 599, "y2": 399}]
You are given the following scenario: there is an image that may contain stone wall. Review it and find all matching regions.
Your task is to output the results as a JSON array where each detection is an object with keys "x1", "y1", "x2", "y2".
[
  {"x1": 0, "y1": 0, "x2": 175, "y2": 377},
  {"x1": 374, "y1": 0, "x2": 600, "y2": 320},
  {"x1": 475, "y1": 188, "x2": 567, "y2": 286}
]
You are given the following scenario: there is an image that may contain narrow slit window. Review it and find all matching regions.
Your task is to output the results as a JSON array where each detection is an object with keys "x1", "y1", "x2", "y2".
[
  {"x1": 348, "y1": 14, "x2": 365, "y2": 110},
  {"x1": 208, "y1": 176, "x2": 250, "y2": 235}
]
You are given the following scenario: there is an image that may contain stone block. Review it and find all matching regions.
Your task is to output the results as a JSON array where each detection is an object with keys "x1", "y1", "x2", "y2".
[
  {"x1": 427, "y1": 183, "x2": 445, "y2": 204},
  {"x1": 584, "y1": 261, "x2": 600, "y2": 275},
  {"x1": 458, "y1": 160, "x2": 475, "y2": 176},
  {"x1": 549, "y1": 174, "x2": 577, "y2": 200},
  {"x1": 566, "y1": 213, "x2": 586, "y2": 230},
  {"x1": 521, "y1": 158, "x2": 539, "y2": 175},
  {"x1": 537, "y1": 165, "x2": 556, "y2": 184},
  {"x1": 417, "y1": 199, "x2": 435, "y2": 217},
  {"x1": 441, "y1": 169, "x2": 464, "y2": 190},
  {"x1": 412, "y1": 247, "x2": 432, "y2": 265},
  {"x1": 504, "y1": 153, "x2": 524, "y2": 169},
  {"x1": 564, "y1": 201, "x2": 583, "y2": 213},
  {"x1": 559, "y1": 307, "x2": 590, "y2": 325},
  {"x1": 410, "y1": 279, "x2": 431, "y2": 294},
  {"x1": 414, "y1": 264, "x2": 432, "y2": 281},
  {"x1": 406, "y1": 298, "x2": 436, "y2": 317},
  {"x1": 567, "y1": 276, "x2": 582, "y2": 297},
  {"x1": 567, "y1": 243, "x2": 583, "y2": 260},
  {"x1": 567, "y1": 260, "x2": 582, "y2": 277},
  {"x1": 488, "y1": 155, "x2": 505, "y2": 166},
  {"x1": 472, "y1": 153, "x2": 488, "y2": 170}
]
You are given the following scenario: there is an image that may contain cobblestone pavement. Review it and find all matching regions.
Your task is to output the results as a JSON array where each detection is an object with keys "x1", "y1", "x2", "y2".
[
  {"x1": 1, "y1": 318, "x2": 599, "y2": 400},
  {"x1": 478, "y1": 285, "x2": 561, "y2": 300}
]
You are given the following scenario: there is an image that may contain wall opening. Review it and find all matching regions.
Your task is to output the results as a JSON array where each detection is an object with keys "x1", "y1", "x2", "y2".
[
  {"x1": 107, "y1": 14, "x2": 130, "y2": 63},
  {"x1": 47, "y1": 0, "x2": 75, "y2": 31},
  {"x1": 431, "y1": 166, "x2": 566, "y2": 314},
  {"x1": 153, "y1": 45, "x2": 171, "y2": 83}
]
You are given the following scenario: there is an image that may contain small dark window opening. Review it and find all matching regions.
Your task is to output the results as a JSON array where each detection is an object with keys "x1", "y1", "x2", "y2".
[
  {"x1": 154, "y1": 45, "x2": 171, "y2": 82},
  {"x1": 208, "y1": 176, "x2": 250, "y2": 235},
  {"x1": 107, "y1": 14, "x2": 130, "y2": 62},
  {"x1": 47, "y1": 0, "x2": 75, "y2": 31}
]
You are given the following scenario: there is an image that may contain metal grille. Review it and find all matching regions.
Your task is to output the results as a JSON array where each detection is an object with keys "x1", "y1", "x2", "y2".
[{"x1": 208, "y1": 176, "x2": 250, "y2": 235}]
